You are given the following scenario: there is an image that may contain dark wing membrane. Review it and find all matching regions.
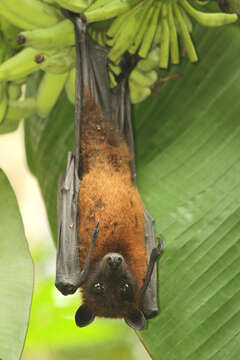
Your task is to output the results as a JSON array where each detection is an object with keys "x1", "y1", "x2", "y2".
[{"x1": 55, "y1": 152, "x2": 81, "y2": 295}]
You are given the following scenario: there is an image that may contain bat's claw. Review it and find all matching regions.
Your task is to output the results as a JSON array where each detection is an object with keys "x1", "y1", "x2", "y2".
[
  {"x1": 55, "y1": 281, "x2": 77, "y2": 296},
  {"x1": 151, "y1": 236, "x2": 164, "y2": 258}
]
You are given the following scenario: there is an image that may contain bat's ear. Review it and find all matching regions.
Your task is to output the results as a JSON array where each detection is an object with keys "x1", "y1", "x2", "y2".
[
  {"x1": 124, "y1": 308, "x2": 146, "y2": 330},
  {"x1": 75, "y1": 304, "x2": 95, "y2": 327}
]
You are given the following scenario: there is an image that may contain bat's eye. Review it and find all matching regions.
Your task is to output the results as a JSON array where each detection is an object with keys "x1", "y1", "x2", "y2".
[{"x1": 93, "y1": 282, "x2": 105, "y2": 295}]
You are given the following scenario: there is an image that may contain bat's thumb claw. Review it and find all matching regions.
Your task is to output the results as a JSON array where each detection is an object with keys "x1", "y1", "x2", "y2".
[{"x1": 55, "y1": 281, "x2": 77, "y2": 296}]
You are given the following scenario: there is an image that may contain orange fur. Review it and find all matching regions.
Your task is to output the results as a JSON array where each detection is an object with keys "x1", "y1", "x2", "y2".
[{"x1": 77, "y1": 93, "x2": 147, "y2": 317}]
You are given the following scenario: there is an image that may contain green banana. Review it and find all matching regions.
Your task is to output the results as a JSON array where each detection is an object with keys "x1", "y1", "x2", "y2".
[
  {"x1": 152, "y1": 19, "x2": 162, "y2": 46},
  {"x1": 5, "y1": 98, "x2": 37, "y2": 121},
  {"x1": 84, "y1": 0, "x2": 140, "y2": 23},
  {"x1": 168, "y1": 2, "x2": 180, "y2": 65},
  {"x1": 0, "y1": 0, "x2": 62, "y2": 29},
  {"x1": 138, "y1": 1, "x2": 162, "y2": 58},
  {"x1": 65, "y1": 67, "x2": 75, "y2": 105},
  {"x1": 130, "y1": 68, "x2": 157, "y2": 88},
  {"x1": 109, "y1": 71, "x2": 118, "y2": 88},
  {"x1": 17, "y1": 19, "x2": 74, "y2": 50},
  {"x1": 180, "y1": 0, "x2": 238, "y2": 26},
  {"x1": 128, "y1": 0, "x2": 154, "y2": 54},
  {"x1": 159, "y1": 3, "x2": 170, "y2": 69},
  {"x1": 106, "y1": 4, "x2": 142, "y2": 49},
  {"x1": 37, "y1": 71, "x2": 68, "y2": 117},
  {"x1": 106, "y1": 7, "x2": 132, "y2": 40},
  {"x1": 7, "y1": 83, "x2": 22, "y2": 100},
  {"x1": 0, "y1": 47, "x2": 40, "y2": 81},
  {"x1": 109, "y1": 63, "x2": 121, "y2": 76},
  {"x1": 129, "y1": 79, "x2": 151, "y2": 104},
  {"x1": 86, "y1": 0, "x2": 115, "y2": 12},
  {"x1": 0, "y1": 2, "x2": 36, "y2": 30},
  {"x1": 108, "y1": 2, "x2": 146, "y2": 63},
  {"x1": 137, "y1": 47, "x2": 160, "y2": 72},
  {"x1": 0, "y1": 17, "x2": 20, "y2": 49},
  {"x1": 39, "y1": 47, "x2": 75, "y2": 74},
  {"x1": 180, "y1": 7, "x2": 193, "y2": 33},
  {"x1": 0, "y1": 82, "x2": 7, "y2": 123},
  {"x1": 54, "y1": 0, "x2": 90, "y2": 12},
  {"x1": 41, "y1": 0, "x2": 57, "y2": 4},
  {"x1": 174, "y1": 3, "x2": 198, "y2": 63}
]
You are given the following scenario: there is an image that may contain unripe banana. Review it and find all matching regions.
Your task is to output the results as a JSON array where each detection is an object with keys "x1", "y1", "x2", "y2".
[
  {"x1": 86, "y1": 0, "x2": 115, "y2": 12},
  {"x1": 168, "y1": 2, "x2": 180, "y2": 65},
  {"x1": 1, "y1": 0, "x2": 62, "y2": 29},
  {"x1": 0, "y1": 48, "x2": 40, "y2": 81},
  {"x1": 38, "y1": 48, "x2": 75, "y2": 74},
  {"x1": 159, "y1": 3, "x2": 170, "y2": 69},
  {"x1": 130, "y1": 68, "x2": 158, "y2": 88},
  {"x1": 7, "y1": 83, "x2": 22, "y2": 100},
  {"x1": 137, "y1": 47, "x2": 160, "y2": 72},
  {"x1": 109, "y1": 63, "x2": 121, "y2": 76},
  {"x1": 173, "y1": 3, "x2": 198, "y2": 63},
  {"x1": 0, "y1": 17, "x2": 20, "y2": 49},
  {"x1": 84, "y1": 0, "x2": 140, "y2": 23},
  {"x1": 17, "y1": 20, "x2": 74, "y2": 50},
  {"x1": 152, "y1": 22, "x2": 162, "y2": 46},
  {"x1": 180, "y1": 0, "x2": 238, "y2": 26},
  {"x1": 128, "y1": 0, "x2": 154, "y2": 54},
  {"x1": 0, "y1": 82, "x2": 7, "y2": 123},
  {"x1": 138, "y1": 1, "x2": 162, "y2": 59},
  {"x1": 0, "y1": 2, "x2": 36, "y2": 30},
  {"x1": 37, "y1": 71, "x2": 68, "y2": 117},
  {"x1": 54, "y1": 0, "x2": 90, "y2": 12},
  {"x1": 65, "y1": 67, "x2": 75, "y2": 105},
  {"x1": 129, "y1": 80, "x2": 151, "y2": 104},
  {"x1": 5, "y1": 98, "x2": 37, "y2": 121},
  {"x1": 180, "y1": 7, "x2": 193, "y2": 33},
  {"x1": 108, "y1": 2, "x2": 146, "y2": 63},
  {"x1": 109, "y1": 71, "x2": 118, "y2": 88},
  {"x1": 107, "y1": 7, "x2": 132, "y2": 40}
]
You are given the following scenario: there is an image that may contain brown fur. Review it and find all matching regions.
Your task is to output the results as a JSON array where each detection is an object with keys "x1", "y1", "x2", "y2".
[{"x1": 78, "y1": 93, "x2": 147, "y2": 318}]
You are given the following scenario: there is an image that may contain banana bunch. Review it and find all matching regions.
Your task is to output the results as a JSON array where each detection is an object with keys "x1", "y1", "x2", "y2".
[
  {"x1": 0, "y1": 0, "x2": 238, "y2": 121},
  {"x1": 103, "y1": 0, "x2": 237, "y2": 68},
  {"x1": 83, "y1": 0, "x2": 237, "y2": 102}
]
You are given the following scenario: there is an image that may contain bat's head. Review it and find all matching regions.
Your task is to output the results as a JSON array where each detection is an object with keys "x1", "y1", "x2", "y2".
[{"x1": 75, "y1": 252, "x2": 147, "y2": 330}]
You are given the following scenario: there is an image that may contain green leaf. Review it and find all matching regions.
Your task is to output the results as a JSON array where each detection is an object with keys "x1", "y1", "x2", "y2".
[
  {"x1": 24, "y1": 24, "x2": 240, "y2": 359},
  {"x1": 0, "y1": 169, "x2": 33, "y2": 360},
  {"x1": 0, "y1": 118, "x2": 19, "y2": 134}
]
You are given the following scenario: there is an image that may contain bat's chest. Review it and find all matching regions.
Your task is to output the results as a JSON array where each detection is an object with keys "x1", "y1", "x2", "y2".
[{"x1": 78, "y1": 169, "x2": 146, "y2": 269}]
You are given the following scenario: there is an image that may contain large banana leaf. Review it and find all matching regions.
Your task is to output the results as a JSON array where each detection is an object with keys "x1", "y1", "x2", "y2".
[
  {"x1": 24, "y1": 24, "x2": 240, "y2": 359},
  {"x1": 0, "y1": 169, "x2": 33, "y2": 360}
]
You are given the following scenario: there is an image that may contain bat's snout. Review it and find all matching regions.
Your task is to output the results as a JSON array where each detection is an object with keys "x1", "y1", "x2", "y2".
[{"x1": 105, "y1": 253, "x2": 123, "y2": 270}]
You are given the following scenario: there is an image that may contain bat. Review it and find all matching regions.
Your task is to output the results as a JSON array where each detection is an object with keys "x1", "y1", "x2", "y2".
[{"x1": 55, "y1": 13, "x2": 163, "y2": 330}]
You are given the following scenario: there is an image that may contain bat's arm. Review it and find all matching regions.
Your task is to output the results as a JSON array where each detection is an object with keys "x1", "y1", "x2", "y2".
[{"x1": 139, "y1": 237, "x2": 163, "y2": 313}]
